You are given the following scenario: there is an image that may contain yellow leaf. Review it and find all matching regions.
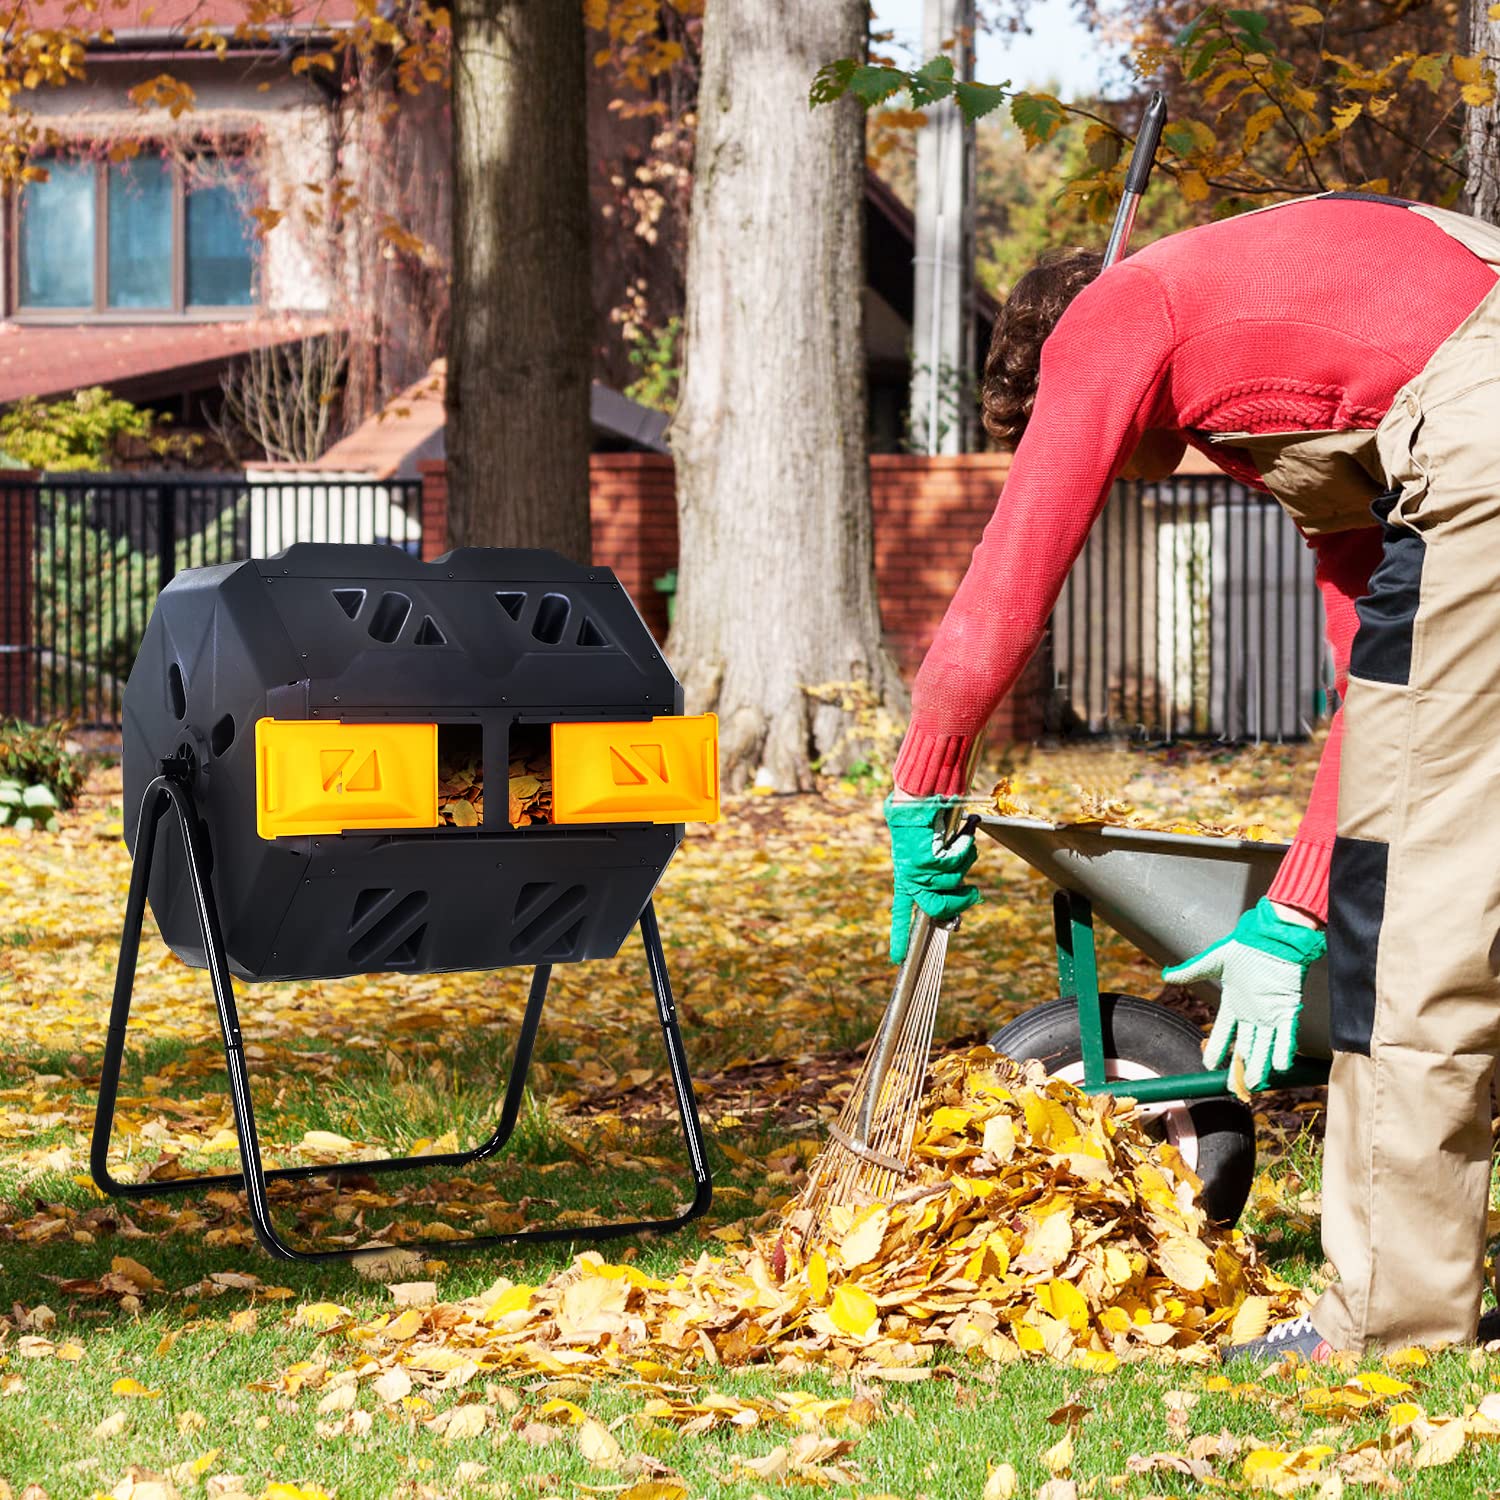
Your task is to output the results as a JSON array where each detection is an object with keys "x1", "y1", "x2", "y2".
[
  {"x1": 300, "y1": 1129, "x2": 353, "y2": 1153},
  {"x1": 1353, "y1": 1371, "x2": 1411, "y2": 1397},
  {"x1": 1178, "y1": 170, "x2": 1210, "y2": 206},
  {"x1": 439, "y1": 1404, "x2": 488, "y2": 1443},
  {"x1": 838, "y1": 1206, "x2": 889, "y2": 1269},
  {"x1": 927, "y1": 1106, "x2": 973, "y2": 1137},
  {"x1": 578, "y1": 1415, "x2": 623, "y2": 1469},
  {"x1": 1071, "y1": 1348, "x2": 1118, "y2": 1375},
  {"x1": 111, "y1": 1377, "x2": 162, "y2": 1399},
  {"x1": 406, "y1": 1347, "x2": 472, "y2": 1373},
  {"x1": 808, "y1": 1249, "x2": 829, "y2": 1304},
  {"x1": 1413, "y1": 1419, "x2": 1467, "y2": 1469},
  {"x1": 619, "y1": 1484, "x2": 688, "y2": 1500},
  {"x1": 1385, "y1": 1346, "x2": 1429, "y2": 1367},
  {"x1": 1041, "y1": 1431, "x2": 1073, "y2": 1474},
  {"x1": 1157, "y1": 1234, "x2": 1212, "y2": 1291},
  {"x1": 1243, "y1": 103, "x2": 1281, "y2": 149},
  {"x1": 481, "y1": 1282, "x2": 535, "y2": 1320},
  {"x1": 982, "y1": 1114, "x2": 1016, "y2": 1159},
  {"x1": 1287, "y1": 4, "x2": 1323, "y2": 21},
  {"x1": 261, "y1": 1485, "x2": 334, "y2": 1500},
  {"x1": 295, "y1": 1302, "x2": 348, "y2": 1331},
  {"x1": 1454, "y1": 54, "x2": 1487, "y2": 84},
  {"x1": 982, "y1": 1462, "x2": 1018, "y2": 1500},
  {"x1": 829, "y1": 1284, "x2": 878, "y2": 1339},
  {"x1": 1331, "y1": 101, "x2": 1363, "y2": 131},
  {"x1": 381, "y1": 1308, "x2": 425, "y2": 1342},
  {"x1": 1230, "y1": 1295, "x2": 1271, "y2": 1345},
  {"x1": 1388, "y1": 1401, "x2": 1425, "y2": 1427},
  {"x1": 1036, "y1": 1279, "x2": 1090, "y2": 1331}
]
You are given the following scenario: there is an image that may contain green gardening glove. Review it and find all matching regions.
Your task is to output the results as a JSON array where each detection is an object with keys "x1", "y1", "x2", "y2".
[
  {"x1": 884, "y1": 793, "x2": 981, "y2": 965},
  {"x1": 1162, "y1": 899, "x2": 1326, "y2": 1090}
]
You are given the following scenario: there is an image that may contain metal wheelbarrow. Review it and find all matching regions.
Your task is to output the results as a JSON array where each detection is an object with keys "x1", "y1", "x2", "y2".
[{"x1": 978, "y1": 814, "x2": 1332, "y2": 1226}]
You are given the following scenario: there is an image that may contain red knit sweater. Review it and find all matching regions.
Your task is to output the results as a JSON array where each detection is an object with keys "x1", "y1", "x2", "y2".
[{"x1": 893, "y1": 197, "x2": 1497, "y2": 921}]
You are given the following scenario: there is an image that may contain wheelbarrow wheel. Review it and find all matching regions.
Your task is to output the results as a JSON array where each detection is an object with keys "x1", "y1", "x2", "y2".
[{"x1": 989, "y1": 994, "x2": 1256, "y2": 1226}]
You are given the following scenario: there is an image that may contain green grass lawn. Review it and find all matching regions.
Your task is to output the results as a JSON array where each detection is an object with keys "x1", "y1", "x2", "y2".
[{"x1": 6, "y1": 749, "x2": 1500, "y2": 1498}]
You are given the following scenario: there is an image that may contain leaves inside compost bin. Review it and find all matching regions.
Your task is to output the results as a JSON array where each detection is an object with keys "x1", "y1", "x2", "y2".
[
  {"x1": 508, "y1": 755, "x2": 552, "y2": 826},
  {"x1": 437, "y1": 746, "x2": 483, "y2": 826}
]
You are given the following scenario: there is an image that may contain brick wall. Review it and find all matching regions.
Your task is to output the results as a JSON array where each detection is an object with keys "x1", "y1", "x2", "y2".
[
  {"x1": 0, "y1": 478, "x2": 35, "y2": 720},
  {"x1": 587, "y1": 454, "x2": 678, "y2": 641},
  {"x1": 418, "y1": 451, "x2": 1046, "y2": 738},
  {"x1": 868, "y1": 453, "x2": 1046, "y2": 740}
]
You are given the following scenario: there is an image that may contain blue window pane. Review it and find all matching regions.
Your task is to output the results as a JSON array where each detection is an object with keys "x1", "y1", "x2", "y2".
[
  {"x1": 186, "y1": 170, "x2": 256, "y2": 307},
  {"x1": 19, "y1": 161, "x2": 95, "y2": 309},
  {"x1": 107, "y1": 156, "x2": 173, "y2": 309}
]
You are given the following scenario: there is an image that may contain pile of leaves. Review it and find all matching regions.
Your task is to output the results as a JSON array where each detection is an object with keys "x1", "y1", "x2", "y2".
[
  {"x1": 991, "y1": 776, "x2": 1283, "y2": 842},
  {"x1": 986, "y1": 738, "x2": 1324, "y2": 844},
  {"x1": 271, "y1": 1049, "x2": 1301, "y2": 1405}
]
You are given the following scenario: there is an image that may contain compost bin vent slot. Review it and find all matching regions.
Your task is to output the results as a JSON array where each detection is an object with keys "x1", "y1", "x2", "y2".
[
  {"x1": 545, "y1": 918, "x2": 586, "y2": 961},
  {"x1": 532, "y1": 593, "x2": 571, "y2": 645},
  {"x1": 385, "y1": 924, "x2": 427, "y2": 967},
  {"x1": 510, "y1": 882, "x2": 588, "y2": 959},
  {"x1": 368, "y1": 592, "x2": 412, "y2": 644},
  {"x1": 414, "y1": 615, "x2": 446, "y2": 646},
  {"x1": 347, "y1": 890, "x2": 429, "y2": 967},
  {"x1": 495, "y1": 591, "x2": 527, "y2": 622},
  {"x1": 210, "y1": 714, "x2": 236, "y2": 757},
  {"x1": 349, "y1": 887, "x2": 393, "y2": 929},
  {"x1": 332, "y1": 588, "x2": 366, "y2": 620},
  {"x1": 576, "y1": 617, "x2": 611, "y2": 648},
  {"x1": 168, "y1": 662, "x2": 186, "y2": 720}
]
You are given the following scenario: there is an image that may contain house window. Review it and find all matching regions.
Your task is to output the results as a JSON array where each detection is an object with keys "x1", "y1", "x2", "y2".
[{"x1": 16, "y1": 153, "x2": 258, "y2": 315}]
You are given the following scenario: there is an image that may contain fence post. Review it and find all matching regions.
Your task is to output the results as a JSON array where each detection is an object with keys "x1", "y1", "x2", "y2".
[
  {"x1": 157, "y1": 482, "x2": 178, "y2": 596},
  {"x1": 0, "y1": 477, "x2": 38, "y2": 720}
]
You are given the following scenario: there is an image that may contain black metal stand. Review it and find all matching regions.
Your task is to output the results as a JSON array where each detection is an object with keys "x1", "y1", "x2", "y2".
[{"x1": 91, "y1": 772, "x2": 713, "y2": 1263}]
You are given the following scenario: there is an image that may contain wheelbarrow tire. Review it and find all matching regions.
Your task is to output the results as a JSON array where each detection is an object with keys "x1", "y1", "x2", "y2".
[{"x1": 988, "y1": 993, "x2": 1256, "y2": 1226}]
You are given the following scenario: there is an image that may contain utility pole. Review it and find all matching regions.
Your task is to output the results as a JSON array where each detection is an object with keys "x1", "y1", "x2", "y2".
[{"x1": 910, "y1": 0, "x2": 977, "y2": 454}]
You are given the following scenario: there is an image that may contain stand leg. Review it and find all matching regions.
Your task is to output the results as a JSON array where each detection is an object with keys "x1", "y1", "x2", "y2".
[{"x1": 92, "y1": 776, "x2": 713, "y2": 1261}]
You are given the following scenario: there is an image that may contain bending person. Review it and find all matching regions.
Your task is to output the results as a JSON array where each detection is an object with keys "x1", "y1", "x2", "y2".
[{"x1": 886, "y1": 191, "x2": 1500, "y2": 1361}]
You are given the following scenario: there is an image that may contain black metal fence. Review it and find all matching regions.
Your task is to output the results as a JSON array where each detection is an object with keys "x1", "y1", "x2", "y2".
[
  {"x1": 3, "y1": 473, "x2": 424, "y2": 728},
  {"x1": 1051, "y1": 477, "x2": 1328, "y2": 741},
  {"x1": 2, "y1": 468, "x2": 1328, "y2": 743}
]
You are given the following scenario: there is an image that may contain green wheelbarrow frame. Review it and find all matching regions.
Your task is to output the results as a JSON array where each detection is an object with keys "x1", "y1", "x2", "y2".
[{"x1": 976, "y1": 814, "x2": 1333, "y2": 1103}]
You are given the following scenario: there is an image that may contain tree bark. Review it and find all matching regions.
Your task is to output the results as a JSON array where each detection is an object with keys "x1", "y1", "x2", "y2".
[
  {"x1": 448, "y1": 0, "x2": 592, "y2": 557},
  {"x1": 669, "y1": 0, "x2": 905, "y2": 792},
  {"x1": 1465, "y1": 0, "x2": 1500, "y2": 222}
]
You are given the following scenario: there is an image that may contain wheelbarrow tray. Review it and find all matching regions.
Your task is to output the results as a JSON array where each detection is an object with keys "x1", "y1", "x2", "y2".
[{"x1": 976, "y1": 814, "x2": 1332, "y2": 1061}]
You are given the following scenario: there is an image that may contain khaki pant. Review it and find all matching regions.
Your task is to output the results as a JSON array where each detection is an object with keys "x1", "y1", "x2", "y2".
[{"x1": 1310, "y1": 266, "x2": 1500, "y2": 1352}]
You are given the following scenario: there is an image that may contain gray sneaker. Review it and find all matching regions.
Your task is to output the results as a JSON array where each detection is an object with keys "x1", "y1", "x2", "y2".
[{"x1": 1225, "y1": 1312, "x2": 1333, "y2": 1364}]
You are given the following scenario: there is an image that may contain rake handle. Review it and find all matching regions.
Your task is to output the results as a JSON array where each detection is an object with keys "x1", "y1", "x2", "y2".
[{"x1": 855, "y1": 810, "x2": 982, "y2": 1145}]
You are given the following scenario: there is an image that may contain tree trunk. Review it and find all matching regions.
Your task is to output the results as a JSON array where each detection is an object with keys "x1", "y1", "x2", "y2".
[
  {"x1": 1464, "y1": 0, "x2": 1500, "y2": 222},
  {"x1": 448, "y1": 0, "x2": 592, "y2": 557},
  {"x1": 669, "y1": 0, "x2": 905, "y2": 792}
]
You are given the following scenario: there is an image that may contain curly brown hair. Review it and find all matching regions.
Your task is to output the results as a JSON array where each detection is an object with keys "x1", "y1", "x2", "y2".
[{"x1": 981, "y1": 248, "x2": 1104, "y2": 449}]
